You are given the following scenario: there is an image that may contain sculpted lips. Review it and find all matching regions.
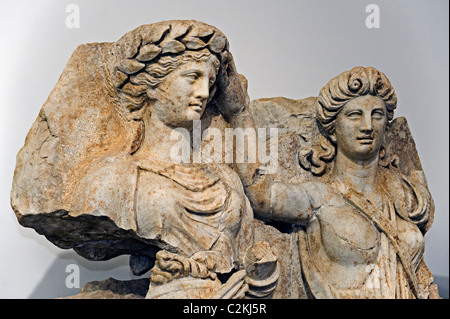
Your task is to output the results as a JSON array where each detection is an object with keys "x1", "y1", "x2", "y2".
[
  {"x1": 357, "y1": 135, "x2": 374, "y2": 144},
  {"x1": 189, "y1": 101, "x2": 203, "y2": 112}
]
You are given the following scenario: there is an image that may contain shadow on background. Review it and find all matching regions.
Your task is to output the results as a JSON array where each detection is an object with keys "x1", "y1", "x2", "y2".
[
  {"x1": 28, "y1": 250, "x2": 148, "y2": 299},
  {"x1": 29, "y1": 248, "x2": 449, "y2": 299},
  {"x1": 435, "y1": 276, "x2": 449, "y2": 299}
]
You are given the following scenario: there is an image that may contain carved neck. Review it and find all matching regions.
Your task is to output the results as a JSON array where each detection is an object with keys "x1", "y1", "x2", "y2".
[
  {"x1": 332, "y1": 151, "x2": 380, "y2": 195},
  {"x1": 134, "y1": 111, "x2": 192, "y2": 164}
]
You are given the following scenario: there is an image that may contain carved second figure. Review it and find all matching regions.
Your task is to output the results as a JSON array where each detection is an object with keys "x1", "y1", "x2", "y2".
[{"x1": 255, "y1": 67, "x2": 436, "y2": 299}]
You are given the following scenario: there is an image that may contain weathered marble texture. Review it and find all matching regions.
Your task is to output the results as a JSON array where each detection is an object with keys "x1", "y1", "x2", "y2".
[
  {"x1": 11, "y1": 20, "x2": 279, "y2": 299},
  {"x1": 11, "y1": 21, "x2": 440, "y2": 299},
  {"x1": 248, "y1": 67, "x2": 440, "y2": 299}
]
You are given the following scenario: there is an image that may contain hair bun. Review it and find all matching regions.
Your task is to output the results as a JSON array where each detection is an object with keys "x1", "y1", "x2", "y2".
[{"x1": 349, "y1": 79, "x2": 362, "y2": 92}]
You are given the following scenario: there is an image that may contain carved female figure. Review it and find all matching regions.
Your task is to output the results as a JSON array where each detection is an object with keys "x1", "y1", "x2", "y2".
[
  {"x1": 63, "y1": 21, "x2": 277, "y2": 298},
  {"x1": 256, "y1": 67, "x2": 437, "y2": 298}
]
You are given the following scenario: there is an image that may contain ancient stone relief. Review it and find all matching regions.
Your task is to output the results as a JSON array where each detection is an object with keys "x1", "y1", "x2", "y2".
[
  {"x1": 249, "y1": 67, "x2": 439, "y2": 299},
  {"x1": 11, "y1": 20, "x2": 441, "y2": 299}
]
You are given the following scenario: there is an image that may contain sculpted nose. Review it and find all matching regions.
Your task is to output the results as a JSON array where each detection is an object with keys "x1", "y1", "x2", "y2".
[
  {"x1": 360, "y1": 114, "x2": 373, "y2": 132},
  {"x1": 194, "y1": 78, "x2": 210, "y2": 101}
]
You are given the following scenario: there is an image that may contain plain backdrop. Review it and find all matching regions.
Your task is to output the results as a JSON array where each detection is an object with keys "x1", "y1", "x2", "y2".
[{"x1": 0, "y1": 0, "x2": 448, "y2": 299}]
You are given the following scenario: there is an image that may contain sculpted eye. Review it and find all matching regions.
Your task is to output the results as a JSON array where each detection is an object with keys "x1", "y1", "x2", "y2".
[
  {"x1": 183, "y1": 72, "x2": 200, "y2": 82},
  {"x1": 346, "y1": 111, "x2": 362, "y2": 119},
  {"x1": 372, "y1": 109, "x2": 385, "y2": 119}
]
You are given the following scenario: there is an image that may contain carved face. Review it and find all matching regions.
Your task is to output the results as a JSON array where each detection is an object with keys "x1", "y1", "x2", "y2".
[
  {"x1": 331, "y1": 94, "x2": 387, "y2": 162},
  {"x1": 149, "y1": 57, "x2": 217, "y2": 129}
]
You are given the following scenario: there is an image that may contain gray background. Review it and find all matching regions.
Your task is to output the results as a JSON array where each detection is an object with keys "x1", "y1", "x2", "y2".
[{"x1": 0, "y1": 0, "x2": 448, "y2": 298}]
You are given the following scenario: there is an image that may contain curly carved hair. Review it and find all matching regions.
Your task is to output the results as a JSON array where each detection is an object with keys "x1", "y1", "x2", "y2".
[
  {"x1": 299, "y1": 66, "x2": 398, "y2": 175},
  {"x1": 106, "y1": 20, "x2": 229, "y2": 122},
  {"x1": 317, "y1": 66, "x2": 397, "y2": 136}
]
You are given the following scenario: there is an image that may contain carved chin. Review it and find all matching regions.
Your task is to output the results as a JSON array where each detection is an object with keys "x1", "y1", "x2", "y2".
[
  {"x1": 187, "y1": 108, "x2": 203, "y2": 118},
  {"x1": 353, "y1": 139, "x2": 385, "y2": 159}
]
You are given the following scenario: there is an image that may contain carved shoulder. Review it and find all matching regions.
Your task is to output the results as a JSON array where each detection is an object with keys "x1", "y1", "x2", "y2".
[{"x1": 69, "y1": 154, "x2": 138, "y2": 229}]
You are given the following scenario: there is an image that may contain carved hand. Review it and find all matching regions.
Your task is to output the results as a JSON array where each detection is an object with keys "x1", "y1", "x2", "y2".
[
  {"x1": 213, "y1": 52, "x2": 248, "y2": 120},
  {"x1": 191, "y1": 251, "x2": 217, "y2": 272},
  {"x1": 150, "y1": 250, "x2": 217, "y2": 284}
]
